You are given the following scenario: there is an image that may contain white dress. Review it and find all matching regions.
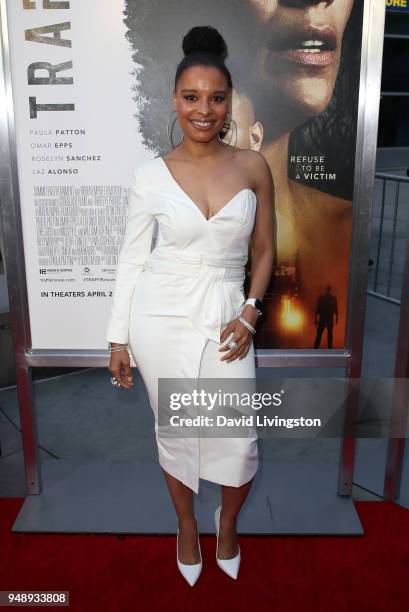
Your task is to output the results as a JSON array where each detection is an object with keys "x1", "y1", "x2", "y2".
[{"x1": 106, "y1": 155, "x2": 258, "y2": 494}]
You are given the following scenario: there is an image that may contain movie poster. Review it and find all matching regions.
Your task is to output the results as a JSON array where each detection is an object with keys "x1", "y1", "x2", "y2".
[
  {"x1": 5, "y1": 1, "x2": 146, "y2": 350},
  {"x1": 122, "y1": 0, "x2": 364, "y2": 349},
  {"x1": 5, "y1": 1, "x2": 364, "y2": 351}
]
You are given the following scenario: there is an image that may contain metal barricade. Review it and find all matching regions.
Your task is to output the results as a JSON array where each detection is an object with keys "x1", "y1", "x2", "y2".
[{"x1": 368, "y1": 173, "x2": 409, "y2": 305}]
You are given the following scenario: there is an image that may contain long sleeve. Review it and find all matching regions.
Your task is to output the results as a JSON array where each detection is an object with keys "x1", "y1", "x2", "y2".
[{"x1": 105, "y1": 167, "x2": 155, "y2": 344}]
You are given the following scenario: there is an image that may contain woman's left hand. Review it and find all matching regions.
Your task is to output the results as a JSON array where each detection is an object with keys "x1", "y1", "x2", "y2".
[{"x1": 218, "y1": 305, "x2": 259, "y2": 362}]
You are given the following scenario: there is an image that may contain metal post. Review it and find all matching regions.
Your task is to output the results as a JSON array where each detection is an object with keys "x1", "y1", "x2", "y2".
[
  {"x1": 0, "y1": 0, "x2": 41, "y2": 493},
  {"x1": 338, "y1": 0, "x2": 386, "y2": 496}
]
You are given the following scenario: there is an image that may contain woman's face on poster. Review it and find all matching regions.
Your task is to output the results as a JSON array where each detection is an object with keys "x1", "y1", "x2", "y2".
[{"x1": 248, "y1": 0, "x2": 354, "y2": 125}]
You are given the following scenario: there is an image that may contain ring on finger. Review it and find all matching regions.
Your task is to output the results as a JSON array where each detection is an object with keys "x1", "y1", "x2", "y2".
[{"x1": 228, "y1": 339, "x2": 239, "y2": 350}]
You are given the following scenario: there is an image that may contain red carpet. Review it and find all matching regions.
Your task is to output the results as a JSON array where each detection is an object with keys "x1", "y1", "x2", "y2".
[{"x1": 1, "y1": 499, "x2": 408, "y2": 611}]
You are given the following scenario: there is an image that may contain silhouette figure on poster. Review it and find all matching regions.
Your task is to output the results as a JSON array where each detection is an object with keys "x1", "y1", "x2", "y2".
[{"x1": 313, "y1": 285, "x2": 338, "y2": 349}]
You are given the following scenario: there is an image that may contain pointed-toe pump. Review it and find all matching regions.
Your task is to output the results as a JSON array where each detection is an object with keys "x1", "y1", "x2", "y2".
[
  {"x1": 214, "y1": 505, "x2": 241, "y2": 580},
  {"x1": 176, "y1": 520, "x2": 202, "y2": 587}
]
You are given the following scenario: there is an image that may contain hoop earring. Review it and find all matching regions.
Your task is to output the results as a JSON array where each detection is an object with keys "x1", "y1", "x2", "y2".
[{"x1": 167, "y1": 110, "x2": 184, "y2": 148}]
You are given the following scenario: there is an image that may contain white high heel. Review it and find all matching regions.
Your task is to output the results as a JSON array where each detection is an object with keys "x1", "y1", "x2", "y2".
[
  {"x1": 214, "y1": 505, "x2": 241, "y2": 580},
  {"x1": 176, "y1": 518, "x2": 202, "y2": 587}
]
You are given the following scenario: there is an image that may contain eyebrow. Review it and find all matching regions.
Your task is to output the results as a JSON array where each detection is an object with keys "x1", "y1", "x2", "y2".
[{"x1": 181, "y1": 89, "x2": 227, "y2": 94}]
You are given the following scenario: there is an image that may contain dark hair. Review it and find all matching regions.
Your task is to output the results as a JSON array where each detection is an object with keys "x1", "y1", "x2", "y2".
[{"x1": 174, "y1": 26, "x2": 233, "y2": 90}]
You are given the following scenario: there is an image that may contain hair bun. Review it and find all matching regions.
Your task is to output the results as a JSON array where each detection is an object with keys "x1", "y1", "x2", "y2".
[{"x1": 182, "y1": 26, "x2": 228, "y2": 61}]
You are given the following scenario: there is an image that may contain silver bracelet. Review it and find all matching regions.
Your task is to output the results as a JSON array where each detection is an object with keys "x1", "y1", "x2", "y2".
[
  {"x1": 238, "y1": 316, "x2": 256, "y2": 335},
  {"x1": 108, "y1": 342, "x2": 128, "y2": 353}
]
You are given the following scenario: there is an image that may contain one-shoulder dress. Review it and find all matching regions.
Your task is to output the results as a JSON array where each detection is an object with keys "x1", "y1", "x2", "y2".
[{"x1": 106, "y1": 156, "x2": 258, "y2": 494}]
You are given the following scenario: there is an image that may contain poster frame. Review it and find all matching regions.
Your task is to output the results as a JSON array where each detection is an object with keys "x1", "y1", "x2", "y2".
[{"x1": 0, "y1": 0, "x2": 386, "y2": 495}]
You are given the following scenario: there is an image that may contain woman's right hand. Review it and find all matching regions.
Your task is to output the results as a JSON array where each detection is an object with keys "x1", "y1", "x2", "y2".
[{"x1": 108, "y1": 345, "x2": 134, "y2": 389}]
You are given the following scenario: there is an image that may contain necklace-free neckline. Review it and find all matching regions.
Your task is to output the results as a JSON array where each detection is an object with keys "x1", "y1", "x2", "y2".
[{"x1": 158, "y1": 156, "x2": 256, "y2": 223}]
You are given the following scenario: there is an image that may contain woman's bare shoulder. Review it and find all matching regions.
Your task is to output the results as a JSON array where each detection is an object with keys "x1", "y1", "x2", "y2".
[
  {"x1": 234, "y1": 148, "x2": 272, "y2": 190},
  {"x1": 234, "y1": 147, "x2": 266, "y2": 167}
]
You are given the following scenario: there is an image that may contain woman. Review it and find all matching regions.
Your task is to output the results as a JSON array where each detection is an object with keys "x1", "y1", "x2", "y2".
[{"x1": 106, "y1": 26, "x2": 274, "y2": 586}]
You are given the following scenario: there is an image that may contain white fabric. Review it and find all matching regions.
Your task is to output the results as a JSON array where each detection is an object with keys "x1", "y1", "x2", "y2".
[{"x1": 106, "y1": 156, "x2": 259, "y2": 493}]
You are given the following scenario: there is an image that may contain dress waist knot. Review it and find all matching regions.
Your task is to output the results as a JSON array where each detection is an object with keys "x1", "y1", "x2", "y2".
[{"x1": 143, "y1": 249, "x2": 248, "y2": 342}]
